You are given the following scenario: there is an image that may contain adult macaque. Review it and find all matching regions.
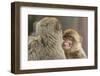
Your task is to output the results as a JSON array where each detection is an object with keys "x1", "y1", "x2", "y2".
[
  {"x1": 28, "y1": 17, "x2": 66, "y2": 60},
  {"x1": 62, "y1": 29, "x2": 87, "y2": 59}
]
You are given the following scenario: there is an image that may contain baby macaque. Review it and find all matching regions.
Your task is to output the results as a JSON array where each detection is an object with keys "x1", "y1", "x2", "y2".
[{"x1": 62, "y1": 29, "x2": 87, "y2": 59}]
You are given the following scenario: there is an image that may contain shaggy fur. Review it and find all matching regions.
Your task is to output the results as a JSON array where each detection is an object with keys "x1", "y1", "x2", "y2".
[
  {"x1": 28, "y1": 17, "x2": 66, "y2": 60},
  {"x1": 63, "y1": 29, "x2": 87, "y2": 59}
]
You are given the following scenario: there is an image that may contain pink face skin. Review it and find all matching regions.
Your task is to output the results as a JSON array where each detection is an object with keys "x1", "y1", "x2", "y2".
[{"x1": 62, "y1": 37, "x2": 73, "y2": 50}]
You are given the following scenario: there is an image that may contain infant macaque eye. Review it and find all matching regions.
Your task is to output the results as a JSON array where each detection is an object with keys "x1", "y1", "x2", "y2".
[
  {"x1": 68, "y1": 37, "x2": 73, "y2": 40},
  {"x1": 63, "y1": 37, "x2": 66, "y2": 40},
  {"x1": 63, "y1": 36, "x2": 73, "y2": 41}
]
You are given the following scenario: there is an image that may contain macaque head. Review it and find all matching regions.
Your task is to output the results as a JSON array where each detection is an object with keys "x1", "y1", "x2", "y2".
[
  {"x1": 35, "y1": 17, "x2": 63, "y2": 46},
  {"x1": 62, "y1": 36, "x2": 73, "y2": 50},
  {"x1": 36, "y1": 17, "x2": 62, "y2": 35},
  {"x1": 62, "y1": 29, "x2": 81, "y2": 50}
]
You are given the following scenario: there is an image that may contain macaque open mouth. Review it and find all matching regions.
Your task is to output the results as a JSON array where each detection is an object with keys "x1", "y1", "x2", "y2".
[{"x1": 63, "y1": 40, "x2": 73, "y2": 49}]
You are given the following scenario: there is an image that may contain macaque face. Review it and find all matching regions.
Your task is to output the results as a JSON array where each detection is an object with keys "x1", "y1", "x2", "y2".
[{"x1": 62, "y1": 36, "x2": 73, "y2": 50}]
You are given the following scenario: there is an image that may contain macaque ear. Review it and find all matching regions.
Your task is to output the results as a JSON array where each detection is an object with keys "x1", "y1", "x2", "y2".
[
  {"x1": 33, "y1": 21, "x2": 38, "y2": 28},
  {"x1": 55, "y1": 22, "x2": 61, "y2": 31},
  {"x1": 33, "y1": 21, "x2": 38, "y2": 32}
]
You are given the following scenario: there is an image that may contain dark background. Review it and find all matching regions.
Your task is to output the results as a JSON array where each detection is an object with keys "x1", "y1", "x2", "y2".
[{"x1": 28, "y1": 15, "x2": 88, "y2": 56}]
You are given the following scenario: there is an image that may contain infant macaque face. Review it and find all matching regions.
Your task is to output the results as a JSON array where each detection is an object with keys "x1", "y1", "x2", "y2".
[{"x1": 62, "y1": 37, "x2": 73, "y2": 50}]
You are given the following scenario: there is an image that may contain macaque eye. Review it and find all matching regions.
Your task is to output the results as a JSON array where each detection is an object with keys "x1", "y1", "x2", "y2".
[
  {"x1": 63, "y1": 37, "x2": 66, "y2": 40},
  {"x1": 68, "y1": 37, "x2": 73, "y2": 40},
  {"x1": 63, "y1": 36, "x2": 73, "y2": 41}
]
